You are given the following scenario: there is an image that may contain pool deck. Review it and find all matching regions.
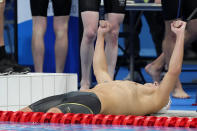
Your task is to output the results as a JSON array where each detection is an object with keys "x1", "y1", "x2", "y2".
[{"x1": 152, "y1": 110, "x2": 197, "y2": 118}]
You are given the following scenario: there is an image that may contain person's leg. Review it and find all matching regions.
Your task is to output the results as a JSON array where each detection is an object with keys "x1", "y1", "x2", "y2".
[
  {"x1": 145, "y1": 53, "x2": 165, "y2": 82},
  {"x1": 0, "y1": 0, "x2": 30, "y2": 74},
  {"x1": 104, "y1": 13, "x2": 125, "y2": 79},
  {"x1": 129, "y1": 11, "x2": 142, "y2": 59},
  {"x1": 145, "y1": 0, "x2": 179, "y2": 81},
  {"x1": 47, "y1": 92, "x2": 101, "y2": 114},
  {"x1": 104, "y1": 0, "x2": 126, "y2": 79},
  {"x1": 172, "y1": 19, "x2": 197, "y2": 98},
  {"x1": 124, "y1": 11, "x2": 142, "y2": 81},
  {"x1": 144, "y1": 11, "x2": 164, "y2": 56},
  {"x1": 161, "y1": 21, "x2": 190, "y2": 98},
  {"x1": 146, "y1": 0, "x2": 191, "y2": 98},
  {"x1": 47, "y1": 107, "x2": 62, "y2": 113},
  {"x1": 52, "y1": 0, "x2": 71, "y2": 73},
  {"x1": 145, "y1": 19, "x2": 197, "y2": 98},
  {"x1": 20, "y1": 107, "x2": 33, "y2": 112},
  {"x1": 20, "y1": 93, "x2": 67, "y2": 113},
  {"x1": 79, "y1": 0, "x2": 100, "y2": 90},
  {"x1": 30, "y1": 0, "x2": 48, "y2": 72},
  {"x1": 21, "y1": 91, "x2": 95, "y2": 113},
  {"x1": 162, "y1": 0, "x2": 197, "y2": 98},
  {"x1": 146, "y1": 21, "x2": 189, "y2": 98},
  {"x1": 53, "y1": 16, "x2": 69, "y2": 73},
  {"x1": 144, "y1": 11, "x2": 165, "y2": 82},
  {"x1": 80, "y1": 12, "x2": 99, "y2": 90},
  {"x1": 185, "y1": 19, "x2": 197, "y2": 45},
  {"x1": 0, "y1": 0, "x2": 8, "y2": 73},
  {"x1": 31, "y1": 17, "x2": 47, "y2": 72},
  {"x1": 163, "y1": 19, "x2": 197, "y2": 98},
  {"x1": 164, "y1": 20, "x2": 197, "y2": 98},
  {"x1": 0, "y1": 0, "x2": 5, "y2": 47}
]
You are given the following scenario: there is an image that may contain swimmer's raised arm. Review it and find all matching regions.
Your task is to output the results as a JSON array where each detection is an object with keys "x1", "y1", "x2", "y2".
[
  {"x1": 93, "y1": 21, "x2": 113, "y2": 83},
  {"x1": 167, "y1": 21, "x2": 185, "y2": 76},
  {"x1": 157, "y1": 20, "x2": 186, "y2": 103}
]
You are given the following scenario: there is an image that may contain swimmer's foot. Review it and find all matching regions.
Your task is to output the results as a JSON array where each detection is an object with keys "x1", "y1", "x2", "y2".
[
  {"x1": 145, "y1": 63, "x2": 162, "y2": 82},
  {"x1": 172, "y1": 80, "x2": 190, "y2": 99}
]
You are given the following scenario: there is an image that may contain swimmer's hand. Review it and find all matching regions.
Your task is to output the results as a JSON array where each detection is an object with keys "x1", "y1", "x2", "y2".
[
  {"x1": 98, "y1": 20, "x2": 111, "y2": 36},
  {"x1": 171, "y1": 20, "x2": 186, "y2": 36}
]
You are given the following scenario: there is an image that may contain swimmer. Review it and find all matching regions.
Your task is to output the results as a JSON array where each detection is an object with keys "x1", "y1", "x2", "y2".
[{"x1": 21, "y1": 20, "x2": 186, "y2": 116}]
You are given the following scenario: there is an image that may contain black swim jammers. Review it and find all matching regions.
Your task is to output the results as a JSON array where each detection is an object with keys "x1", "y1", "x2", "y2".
[
  {"x1": 80, "y1": 0, "x2": 127, "y2": 14},
  {"x1": 30, "y1": 0, "x2": 71, "y2": 16},
  {"x1": 29, "y1": 91, "x2": 101, "y2": 114}
]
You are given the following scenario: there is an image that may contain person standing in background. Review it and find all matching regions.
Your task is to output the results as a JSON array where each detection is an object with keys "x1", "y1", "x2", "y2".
[
  {"x1": 129, "y1": 0, "x2": 164, "y2": 58},
  {"x1": 0, "y1": 0, "x2": 30, "y2": 75},
  {"x1": 30, "y1": 0, "x2": 71, "y2": 73},
  {"x1": 79, "y1": 0, "x2": 127, "y2": 90},
  {"x1": 145, "y1": 0, "x2": 197, "y2": 98}
]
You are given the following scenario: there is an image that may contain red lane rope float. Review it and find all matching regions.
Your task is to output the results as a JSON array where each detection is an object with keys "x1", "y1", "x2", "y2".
[
  {"x1": 71, "y1": 113, "x2": 84, "y2": 124},
  {"x1": 40, "y1": 113, "x2": 54, "y2": 123},
  {"x1": 0, "y1": 111, "x2": 13, "y2": 122},
  {"x1": 30, "y1": 112, "x2": 44, "y2": 123},
  {"x1": 60, "y1": 113, "x2": 74, "y2": 124},
  {"x1": 112, "y1": 115, "x2": 126, "y2": 125},
  {"x1": 20, "y1": 112, "x2": 34, "y2": 122},
  {"x1": 0, "y1": 111, "x2": 196, "y2": 128},
  {"x1": 50, "y1": 113, "x2": 64, "y2": 123},
  {"x1": 81, "y1": 114, "x2": 95, "y2": 124},
  {"x1": 92, "y1": 114, "x2": 105, "y2": 124},
  {"x1": 102, "y1": 115, "x2": 115, "y2": 125},
  {"x1": 154, "y1": 116, "x2": 168, "y2": 127},
  {"x1": 175, "y1": 117, "x2": 189, "y2": 127},
  {"x1": 122, "y1": 115, "x2": 136, "y2": 125},
  {"x1": 10, "y1": 111, "x2": 23, "y2": 122},
  {"x1": 143, "y1": 116, "x2": 157, "y2": 126}
]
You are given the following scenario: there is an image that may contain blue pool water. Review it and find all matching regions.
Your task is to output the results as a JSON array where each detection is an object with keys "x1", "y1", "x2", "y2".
[{"x1": 0, "y1": 122, "x2": 196, "y2": 131}]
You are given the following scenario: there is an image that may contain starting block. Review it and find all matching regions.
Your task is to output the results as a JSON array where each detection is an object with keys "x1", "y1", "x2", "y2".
[{"x1": 0, "y1": 73, "x2": 78, "y2": 111}]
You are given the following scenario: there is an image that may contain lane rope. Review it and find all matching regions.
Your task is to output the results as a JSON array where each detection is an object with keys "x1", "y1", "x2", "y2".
[{"x1": 0, "y1": 111, "x2": 196, "y2": 128}]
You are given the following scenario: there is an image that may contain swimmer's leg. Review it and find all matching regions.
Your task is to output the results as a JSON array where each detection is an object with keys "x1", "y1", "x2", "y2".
[
  {"x1": 20, "y1": 92, "x2": 77, "y2": 112},
  {"x1": 20, "y1": 94, "x2": 65, "y2": 112},
  {"x1": 47, "y1": 92, "x2": 101, "y2": 114}
]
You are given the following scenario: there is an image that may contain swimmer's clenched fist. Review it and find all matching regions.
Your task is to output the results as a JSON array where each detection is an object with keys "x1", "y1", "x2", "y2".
[
  {"x1": 171, "y1": 20, "x2": 186, "y2": 34},
  {"x1": 97, "y1": 20, "x2": 112, "y2": 36}
]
